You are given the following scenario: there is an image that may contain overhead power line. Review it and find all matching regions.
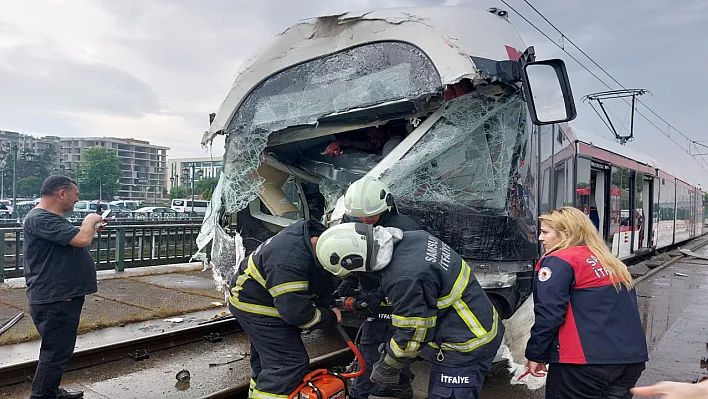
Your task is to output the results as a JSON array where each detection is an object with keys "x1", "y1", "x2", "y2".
[{"x1": 499, "y1": 0, "x2": 708, "y2": 176}]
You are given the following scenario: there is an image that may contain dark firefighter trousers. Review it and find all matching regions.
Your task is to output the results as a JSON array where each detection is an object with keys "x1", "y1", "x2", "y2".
[
  {"x1": 229, "y1": 303, "x2": 309, "y2": 398},
  {"x1": 351, "y1": 319, "x2": 415, "y2": 398},
  {"x1": 427, "y1": 353, "x2": 496, "y2": 399}
]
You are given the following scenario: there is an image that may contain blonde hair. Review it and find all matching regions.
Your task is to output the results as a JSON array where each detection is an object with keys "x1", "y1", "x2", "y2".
[{"x1": 539, "y1": 206, "x2": 633, "y2": 290}]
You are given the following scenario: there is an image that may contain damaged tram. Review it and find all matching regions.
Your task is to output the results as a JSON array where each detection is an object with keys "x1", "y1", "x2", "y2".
[{"x1": 196, "y1": 7, "x2": 578, "y2": 320}]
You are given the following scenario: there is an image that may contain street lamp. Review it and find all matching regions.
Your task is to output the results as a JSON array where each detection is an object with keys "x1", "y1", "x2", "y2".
[
  {"x1": 182, "y1": 164, "x2": 203, "y2": 215},
  {"x1": 0, "y1": 145, "x2": 18, "y2": 217}
]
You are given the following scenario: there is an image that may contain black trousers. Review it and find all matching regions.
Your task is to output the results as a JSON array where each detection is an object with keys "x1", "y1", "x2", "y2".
[
  {"x1": 229, "y1": 304, "x2": 310, "y2": 397},
  {"x1": 545, "y1": 363, "x2": 646, "y2": 399},
  {"x1": 28, "y1": 296, "x2": 85, "y2": 399}
]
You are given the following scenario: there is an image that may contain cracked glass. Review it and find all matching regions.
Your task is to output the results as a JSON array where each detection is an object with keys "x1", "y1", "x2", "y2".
[
  {"x1": 382, "y1": 92, "x2": 527, "y2": 213},
  {"x1": 195, "y1": 41, "x2": 441, "y2": 257}
]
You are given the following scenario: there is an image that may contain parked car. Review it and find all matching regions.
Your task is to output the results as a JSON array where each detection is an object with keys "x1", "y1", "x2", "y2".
[
  {"x1": 110, "y1": 200, "x2": 141, "y2": 211},
  {"x1": 73, "y1": 201, "x2": 130, "y2": 219},
  {"x1": 133, "y1": 206, "x2": 178, "y2": 220}
]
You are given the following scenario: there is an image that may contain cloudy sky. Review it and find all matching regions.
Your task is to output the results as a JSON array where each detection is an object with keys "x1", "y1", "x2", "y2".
[{"x1": 1, "y1": 0, "x2": 707, "y2": 187}]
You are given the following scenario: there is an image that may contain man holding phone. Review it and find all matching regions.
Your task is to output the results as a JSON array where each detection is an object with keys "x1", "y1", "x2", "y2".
[{"x1": 23, "y1": 176, "x2": 109, "y2": 399}]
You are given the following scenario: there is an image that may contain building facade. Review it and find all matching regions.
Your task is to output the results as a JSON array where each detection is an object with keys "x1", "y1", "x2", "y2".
[
  {"x1": 167, "y1": 157, "x2": 223, "y2": 190},
  {"x1": 0, "y1": 130, "x2": 62, "y2": 172},
  {"x1": 60, "y1": 137, "x2": 169, "y2": 200}
]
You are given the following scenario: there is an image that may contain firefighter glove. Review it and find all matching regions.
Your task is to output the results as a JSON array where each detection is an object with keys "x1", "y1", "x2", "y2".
[{"x1": 337, "y1": 278, "x2": 359, "y2": 297}]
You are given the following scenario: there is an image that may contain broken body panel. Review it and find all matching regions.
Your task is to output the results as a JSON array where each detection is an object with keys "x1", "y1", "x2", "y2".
[{"x1": 197, "y1": 6, "x2": 575, "y2": 320}]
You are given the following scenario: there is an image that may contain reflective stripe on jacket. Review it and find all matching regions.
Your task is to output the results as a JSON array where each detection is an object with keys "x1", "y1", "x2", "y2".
[
  {"x1": 228, "y1": 220, "x2": 337, "y2": 330},
  {"x1": 379, "y1": 231, "x2": 504, "y2": 367}
]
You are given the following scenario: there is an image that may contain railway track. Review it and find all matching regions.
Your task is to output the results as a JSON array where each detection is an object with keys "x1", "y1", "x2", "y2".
[{"x1": 0, "y1": 318, "x2": 243, "y2": 387}]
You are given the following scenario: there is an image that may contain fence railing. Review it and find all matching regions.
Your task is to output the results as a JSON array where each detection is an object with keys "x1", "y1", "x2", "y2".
[{"x1": 0, "y1": 221, "x2": 208, "y2": 282}]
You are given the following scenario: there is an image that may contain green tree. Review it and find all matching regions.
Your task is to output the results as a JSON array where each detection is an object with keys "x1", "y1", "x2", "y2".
[
  {"x1": 17, "y1": 176, "x2": 44, "y2": 197},
  {"x1": 78, "y1": 148, "x2": 123, "y2": 200},
  {"x1": 169, "y1": 185, "x2": 188, "y2": 199},
  {"x1": 0, "y1": 148, "x2": 51, "y2": 198},
  {"x1": 195, "y1": 177, "x2": 219, "y2": 200}
]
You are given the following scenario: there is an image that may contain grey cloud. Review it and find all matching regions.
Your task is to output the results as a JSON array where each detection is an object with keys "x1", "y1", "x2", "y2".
[{"x1": 0, "y1": 46, "x2": 159, "y2": 117}]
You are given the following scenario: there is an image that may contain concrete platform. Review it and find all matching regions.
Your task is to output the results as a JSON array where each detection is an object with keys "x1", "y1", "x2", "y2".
[{"x1": 0, "y1": 263, "x2": 225, "y2": 346}]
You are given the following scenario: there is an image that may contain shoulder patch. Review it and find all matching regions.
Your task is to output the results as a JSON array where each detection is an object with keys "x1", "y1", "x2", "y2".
[{"x1": 538, "y1": 267, "x2": 552, "y2": 282}]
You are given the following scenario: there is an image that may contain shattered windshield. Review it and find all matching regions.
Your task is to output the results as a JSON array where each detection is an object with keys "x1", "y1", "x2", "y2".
[
  {"x1": 232, "y1": 41, "x2": 442, "y2": 131},
  {"x1": 195, "y1": 41, "x2": 442, "y2": 258},
  {"x1": 382, "y1": 92, "x2": 526, "y2": 212}
]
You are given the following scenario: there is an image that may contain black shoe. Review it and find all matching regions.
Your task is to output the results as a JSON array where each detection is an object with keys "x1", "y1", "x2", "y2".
[
  {"x1": 389, "y1": 383, "x2": 414, "y2": 399},
  {"x1": 371, "y1": 385, "x2": 414, "y2": 399},
  {"x1": 57, "y1": 387, "x2": 84, "y2": 399}
]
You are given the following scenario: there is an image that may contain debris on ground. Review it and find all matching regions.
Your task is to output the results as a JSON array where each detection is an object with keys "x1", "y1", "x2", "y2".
[
  {"x1": 208, "y1": 353, "x2": 248, "y2": 367},
  {"x1": 176, "y1": 369, "x2": 190, "y2": 382},
  {"x1": 679, "y1": 249, "x2": 708, "y2": 260},
  {"x1": 674, "y1": 272, "x2": 688, "y2": 277},
  {"x1": 0, "y1": 312, "x2": 23, "y2": 336},
  {"x1": 164, "y1": 318, "x2": 185, "y2": 323}
]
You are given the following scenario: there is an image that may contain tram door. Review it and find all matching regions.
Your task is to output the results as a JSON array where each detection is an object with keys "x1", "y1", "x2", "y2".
[
  {"x1": 590, "y1": 166, "x2": 611, "y2": 243},
  {"x1": 636, "y1": 176, "x2": 654, "y2": 250}
]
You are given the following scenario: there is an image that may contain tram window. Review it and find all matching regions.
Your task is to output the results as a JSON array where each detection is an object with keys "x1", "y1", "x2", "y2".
[
  {"x1": 658, "y1": 179, "x2": 675, "y2": 247},
  {"x1": 576, "y1": 158, "x2": 591, "y2": 213},
  {"x1": 553, "y1": 164, "x2": 566, "y2": 208},
  {"x1": 231, "y1": 42, "x2": 442, "y2": 131},
  {"x1": 539, "y1": 125, "x2": 554, "y2": 214}
]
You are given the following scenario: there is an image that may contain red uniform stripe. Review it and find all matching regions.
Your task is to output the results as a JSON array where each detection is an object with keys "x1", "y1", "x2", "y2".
[{"x1": 558, "y1": 302, "x2": 586, "y2": 364}]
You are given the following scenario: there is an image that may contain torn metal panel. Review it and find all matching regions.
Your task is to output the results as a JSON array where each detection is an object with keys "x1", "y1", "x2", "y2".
[
  {"x1": 473, "y1": 272, "x2": 517, "y2": 289},
  {"x1": 205, "y1": 7, "x2": 527, "y2": 140}
]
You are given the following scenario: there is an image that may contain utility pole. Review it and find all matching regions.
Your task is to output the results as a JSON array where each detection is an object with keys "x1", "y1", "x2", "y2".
[{"x1": 11, "y1": 145, "x2": 17, "y2": 218}]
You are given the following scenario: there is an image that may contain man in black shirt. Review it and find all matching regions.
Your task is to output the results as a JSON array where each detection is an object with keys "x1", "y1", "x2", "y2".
[{"x1": 23, "y1": 176, "x2": 107, "y2": 399}]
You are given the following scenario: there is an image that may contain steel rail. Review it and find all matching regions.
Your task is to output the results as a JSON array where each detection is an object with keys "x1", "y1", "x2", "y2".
[{"x1": 0, "y1": 318, "x2": 242, "y2": 387}]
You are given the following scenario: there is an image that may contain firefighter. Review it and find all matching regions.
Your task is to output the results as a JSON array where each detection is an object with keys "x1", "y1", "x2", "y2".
[
  {"x1": 228, "y1": 219, "x2": 341, "y2": 398},
  {"x1": 317, "y1": 223, "x2": 503, "y2": 399},
  {"x1": 337, "y1": 177, "x2": 420, "y2": 399}
]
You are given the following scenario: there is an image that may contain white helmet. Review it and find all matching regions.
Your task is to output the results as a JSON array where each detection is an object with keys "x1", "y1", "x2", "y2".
[
  {"x1": 316, "y1": 223, "x2": 373, "y2": 277},
  {"x1": 344, "y1": 177, "x2": 393, "y2": 218}
]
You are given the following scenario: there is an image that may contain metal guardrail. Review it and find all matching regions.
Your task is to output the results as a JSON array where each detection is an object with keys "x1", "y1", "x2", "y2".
[{"x1": 0, "y1": 221, "x2": 207, "y2": 282}]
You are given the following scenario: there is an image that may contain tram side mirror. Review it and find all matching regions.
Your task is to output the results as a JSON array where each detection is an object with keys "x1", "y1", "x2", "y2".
[{"x1": 521, "y1": 59, "x2": 577, "y2": 125}]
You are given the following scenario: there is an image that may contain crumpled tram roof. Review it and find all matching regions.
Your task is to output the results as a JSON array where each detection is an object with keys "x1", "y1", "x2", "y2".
[{"x1": 205, "y1": 6, "x2": 527, "y2": 141}]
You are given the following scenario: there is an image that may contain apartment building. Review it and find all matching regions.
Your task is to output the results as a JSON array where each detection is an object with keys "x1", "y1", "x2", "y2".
[
  {"x1": 0, "y1": 130, "x2": 61, "y2": 171},
  {"x1": 167, "y1": 157, "x2": 223, "y2": 189},
  {"x1": 60, "y1": 137, "x2": 169, "y2": 200}
]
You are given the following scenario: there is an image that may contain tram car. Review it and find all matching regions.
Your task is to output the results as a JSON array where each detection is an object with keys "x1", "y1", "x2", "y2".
[{"x1": 195, "y1": 6, "x2": 705, "y2": 321}]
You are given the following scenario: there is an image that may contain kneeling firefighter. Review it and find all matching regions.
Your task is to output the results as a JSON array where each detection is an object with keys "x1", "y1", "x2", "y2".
[
  {"x1": 317, "y1": 223, "x2": 504, "y2": 399},
  {"x1": 338, "y1": 177, "x2": 420, "y2": 399},
  {"x1": 228, "y1": 220, "x2": 342, "y2": 398}
]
